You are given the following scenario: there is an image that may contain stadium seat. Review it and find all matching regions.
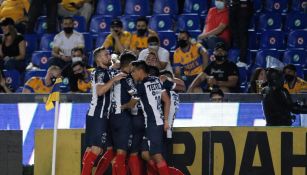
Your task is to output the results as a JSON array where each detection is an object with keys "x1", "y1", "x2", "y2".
[
  {"x1": 153, "y1": 0, "x2": 178, "y2": 16},
  {"x1": 96, "y1": 0, "x2": 122, "y2": 16},
  {"x1": 294, "y1": 64, "x2": 304, "y2": 78},
  {"x1": 188, "y1": 30, "x2": 201, "y2": 42},
  {"x1": 82, "y1": 33, "x2": 94, "y2": 53},
  {"x1": 72, "y1": 16, "x2": 86, "y2": 33},
  {"x1": 149, "y1": 14, "x2": 174, "y2": 31},
  {"x1": 177, "y1": 14, "x2": 201, "y2": 31},
  {"x1": 291, "y1": 0, "x2": 306, "y2": 11},
  {"x1": 95, "y1": 32, "x2": 110, "y2": 48},
  {"x1": 24, "y1": 69, "x2": 47, "y2": 83},
  {"x1": 255, "y1": 49, "x2": 281, "y2": 67},
  {"x1": 2, "y1": 69, "x2": 21, "y2": 91},
  {"x1": 24, "y1": 34, "x2": 38, "y2": 56},
  {"x1": 285, "y1": 12, "x2": 307, "y2": 32},
  {"x1": 238, "y1": 67, "x2": 248, "y2": 87},
  {"x1": 260, "y1": 30, "x2": 285, "y2": 50},
  {"x1": 258, "y1": 12, "x2": 282, "y2": 31},
  {"x1": 283, "y1": 49, "x2": 306, "y2": 65},
  {"x1": 183, "y1": 0, "x2": 209, "y2": 15},
  {"x1": 89, "y1": 15, "x2": 112, "y2": 34},
  {"x1": 157, "y1": 31, "x2": 177, "y2": 50},
  {"x1": 228, "y1": 48, "x2": 240, "y2": 63},
  {"x1": 125, "y1": 0, "x2": 150, "y2": 16},
  {"x1": 31, "y1": 51, "x2": 52, "y2": 70},
  {"x1": 35, "y1": 16, "x2": 48, "y2": 35},
  {"x1": 253, "y1": 0, "x2": 264, "y2": 12},
  {"x1": 248, "y1": 31, "x2": 259, "y2": 50},
  {"x1": 287, "y1": 30, "x2": 307, "y2": 49},
  {"x1": 264, "y1": 0, "x2": 288, "y2": 13},
  {"x1": 120, "y1": 15, "x2": 139, "y2": 32},
  {"x1": 248, "y1": 14, "x2": 259, "y2": 31},
  {"x1": 40, "y1": 34, "x2": 55, "y2": 51}
]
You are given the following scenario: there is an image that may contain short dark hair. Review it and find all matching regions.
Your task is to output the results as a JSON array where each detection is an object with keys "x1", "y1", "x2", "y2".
[
  {"x1": 71, "y1": 61, "x2": 86, "y2": 69},
  {"x1": 71, "y1": 47, "x2": 84, "y2": 55},
  {"x1": 210, "y1": 88, "x2": 224, "y2": 98},
  {"x1": 131, "y1": 60, "x2": 149, "y2": 74},
  {"x1": 283, "y1": 64, "x2": 296, "y2": 73},
  {"x1": 119, "y1": 51, "x2": 137, "y2": 68},
  {"x1": 62, "y1": 16, "x2": 74, "y2": 23},
  {"x1": 178, "y1": 30, "x2": 191, "y2": 38},
  {"x1": 160, "y1": 70, "x2": 174, "y2": 79},
  {"x1": 136, "y1": 16, "x2": 148, "y2": 25},
  {"x1": 93, "y1": 46, "x2": 107, "y2": 62},
  {"x1": 148, "y1": 36, "x2": 160, "y2": 44},
  {"x1": 148, "y1": 65, "x2": 160, "y2": 77}
]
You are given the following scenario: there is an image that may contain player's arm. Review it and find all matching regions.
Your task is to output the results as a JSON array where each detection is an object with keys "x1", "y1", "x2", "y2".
[
  {"x1": 173, "y1": 78, "x2": 186, "y2": 92},
  {"x1": 121, "y1": 97, "x2": 139, "y2": 109},
  {"x1": 187, "y1": 72, "x2": 208, "y2": 92},
  {"x1": 161, "y1": 90, "x2": 170, "y2": 131},
  {"x1": 96, "y1": 73, "x2": 126, "y2": 96}
]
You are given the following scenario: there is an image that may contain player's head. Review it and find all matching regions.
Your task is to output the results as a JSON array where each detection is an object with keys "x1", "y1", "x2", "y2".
[
  {"x1": 93, "y1": 46, "x2": 111, "y2": 67},
  {"x1": 210, "y1": 88, "x2": 224, "y2": 102},
  {"x1": 71, "y1": 61, "x2": 87, "y2": 80},
  {"x1": 131, "y1": 60, "x2": 150, "y2": 81},
  {"x1": 46, "y1": 66, "x2": 61, "y2": 84},
  {"x1": 119, "y1": 51, "x2": 137, "y2": 72},
  {"x1": 160, "y1": 70, "x2": 174, "y2": 79},
  {"x1": 148, "y1": 65, "x2": 160, "y2": 77}
]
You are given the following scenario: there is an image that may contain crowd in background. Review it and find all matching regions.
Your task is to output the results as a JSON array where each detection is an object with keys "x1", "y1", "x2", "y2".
[{"x1": 0, "y1": 0, "x2": 306, "y2": 94}]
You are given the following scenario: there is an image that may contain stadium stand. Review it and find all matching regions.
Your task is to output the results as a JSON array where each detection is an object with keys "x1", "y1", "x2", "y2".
[
  {"x1": 125, "y1": 0, "x2": 150, "y2": 16},
  {"x1": 31, "y1": 51, "x2": 52, "y2": 70},
  {"x1": 95, "y1": 0, "x2": 122, "y2": 16}
]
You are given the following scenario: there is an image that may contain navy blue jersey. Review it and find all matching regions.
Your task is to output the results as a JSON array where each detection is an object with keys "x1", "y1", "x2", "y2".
[
  {"x1": 87, "y1": 67, "x2": 113, "y2": 118},
  {"x1": 112, "y1": 74, "x2": 137, "y2": 114},
  {"x1": 135, "y1": 76, "x2": 165, "y2": 126}
]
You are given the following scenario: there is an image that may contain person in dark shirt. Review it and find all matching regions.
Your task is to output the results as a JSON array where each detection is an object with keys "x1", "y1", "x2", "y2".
[
  {"x1": 262, "y1": 68, "x2": 307, "y2": 126},
  {"x1": 0, "y1": 18, "x2": 26, "y2": 72},
  {"x1": 188, "y1": 42, "x2": 239, "y2": 93}
]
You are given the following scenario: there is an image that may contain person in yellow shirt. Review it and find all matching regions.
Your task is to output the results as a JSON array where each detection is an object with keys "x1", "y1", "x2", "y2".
[
  {"x1": 0, "y1": 0, "x2": 29, "y2": 33},
  {"x1": 130, "y1": 16, "x2": 158, "y2": 55},
  {"x1": 58, "y1": 0, "x2": 93, "y2": 24},
  {"x1": 22, "y1": 66, "x2": 62, "y2": 93},
  {"x1": 173, "y1": 30, "x2": 208, "y2": 87},
  {"x1": 103, "y1": 18, "x2": 131, "y2": 55},
  {"x1": 283, "y1": 64, "x2": 307, "y2": 93},
  {"x1": 71, "y1": 61, "x2": 92, "y2": 92}
]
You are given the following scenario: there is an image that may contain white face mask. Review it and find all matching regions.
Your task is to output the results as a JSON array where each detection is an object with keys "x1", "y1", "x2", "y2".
[
  {"x1": 148, "y1": 45, "x2": 159, "y2": 51},
  {"x1": 215, "y1": 1, "x2": 225, "y2": 9}
]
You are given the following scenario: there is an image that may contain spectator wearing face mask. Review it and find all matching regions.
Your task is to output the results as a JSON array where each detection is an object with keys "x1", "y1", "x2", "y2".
[
  {"x1": 130, "y1": 16, "x2": 158, "y2": 55},
  {"x1": 22, "y1": 65, "x2": 62, "y2": 93},
  {"x1": 173, "y1": 30, "x2": 208, "y2": 88},
  {"x1": 103, "y1": 18, "x2": 131, "y2": 54},
  {"x1": 188, "y1": 42, "x2": 239, "y2": 93},
  {"x1": 71, "y1": 61, "x2": 92, "y2": 93},
  {"x1": 283, "y1": 64, "x2": 307, "y2": 93},
  {"x1": 71, "y1": 47, "x2": 87, "y2": 64},
  {"x1": 138, "y1": 35, "x2": 173, "y2": 73},
  {"x1": 198, "y1": 0, "x2": 230, "y2": 50}
]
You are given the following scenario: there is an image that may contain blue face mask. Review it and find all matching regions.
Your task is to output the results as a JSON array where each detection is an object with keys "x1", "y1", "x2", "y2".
[{"x1": 215, "y1": 1, "x2": 225, "y2": 9}]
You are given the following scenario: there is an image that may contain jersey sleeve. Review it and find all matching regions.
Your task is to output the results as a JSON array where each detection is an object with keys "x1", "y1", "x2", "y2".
[
  {"x1": 123, "y1": 77, "x2": 137, "y2": 96},
  {"x1": 163, "y1": 79, "x2": 175, "y2": 91},
  {"x1": 95, "y1": 70, "x2": 108, "y2": 85}
]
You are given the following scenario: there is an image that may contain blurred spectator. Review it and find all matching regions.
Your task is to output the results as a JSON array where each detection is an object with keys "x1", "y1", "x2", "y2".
[
  {"x1": 49, "y1": 17, "x2": 84, "y2": 70},
  {"x1": 0, "y1": 0, "x2": 29, "y2": 34},
  {"x1": 210, "y1": 88, "x2": 224, "y2": 102},
  {"x1": 22, "y1": 65, "x2": 61, "y2": 93},
  {"x1": 188, "y1": 42, "x2": 239, "y2": 93},
  {"x1": 71, "y1": 61, "x2": 92, "y2": 92},
  {"x1": 138, "y1": 35, "x2": 172, "y2": 72},
  {"x1": 58, "y1": 0, "x2": 93, "y2": 24},
  {"x1": 102, "y1": 18, "x2": 131, "y2": 54},
  {"x1": 0, "y1": 69, "x2": 11, "y2": 93},
  {"x1": 173, "y1": 30, "x2": 208, "y2": 87},
  {"x1": 130, "y1": 16, "x2": 158, "y2": 55},
  {"x1": 26, "y1": 0, "x2": 58, "y2": 34},
  {"x1": 71, "y1": 47, "x2": 87, "y2": 64},
  {"x1": 198, "y1": 0, "x2": 230, "y2": 49},
  {"x1": 0, "y1": 18, "x2": 26, "y2": 72},
  {"x1": 247, "y1": 67, "x2": 267, "y2": 93},
  {"x1": 283, "y1": 64, "x2": 307, "y2": 93},
  {"x1": 229, "y1": 0, "x2": 252, "y2": 68}
]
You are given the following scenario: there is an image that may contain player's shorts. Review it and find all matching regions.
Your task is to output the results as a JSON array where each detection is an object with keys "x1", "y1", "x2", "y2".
[
  {"x1": 110, "y1": 111, "x2": 132, "y2": 151},
  {"x1": 130, "y1": 114, "x2": 145, "y2": 153},
  {"x1": 85, "y1": 114, "x2": 109, "y2": 148},
  {"x1": 141, "y1": 123, "x2": 164, "y2": 155}
]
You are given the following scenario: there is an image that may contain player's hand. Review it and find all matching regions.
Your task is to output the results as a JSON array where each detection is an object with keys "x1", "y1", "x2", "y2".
[
  {"x1": 111, "y1": 29, "x2": 119, "y2": 39},
  {"x1": 112, "y1": 72, "x2": 127, "y2": 82},
  {"x1": 164, "y1": 121, "x2": 170, "y2": 131}
]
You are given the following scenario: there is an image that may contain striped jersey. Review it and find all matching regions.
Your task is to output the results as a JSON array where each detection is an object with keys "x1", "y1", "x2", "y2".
[
  {"x1": 167, "y1": 90, "x2": 179, "y2": 138},
  {"x1": 87, "y1": 67, "x2": 115, "y2": 118},
  {"x1": 135, "y1": 76, "x2": 165, "y2": 127}
]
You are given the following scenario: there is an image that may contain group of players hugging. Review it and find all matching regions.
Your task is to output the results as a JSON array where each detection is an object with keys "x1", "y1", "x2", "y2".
[{"x1": 81, "y1": 46, "x2": 185, "y2": 175}]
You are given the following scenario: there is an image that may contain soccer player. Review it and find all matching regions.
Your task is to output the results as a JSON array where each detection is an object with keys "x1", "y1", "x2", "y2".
[
  {"x1": 130, "y1": 60, "x2": 171, "y2": 175},
  {"x1": 81, "y1": 46, "x2": 126, "y2": 175},
  {"x1": 109, "y1": 51, "x2": 137, "y2": 175}
]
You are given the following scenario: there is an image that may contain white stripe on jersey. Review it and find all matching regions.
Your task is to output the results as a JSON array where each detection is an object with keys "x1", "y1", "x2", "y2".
[
  {"x1": 88, "y1": 70, "x2": 97, "y2": 116},
  {"x1": 112, "y1": 81, "x2": 122, "y2": 114},
  {"x1": 167, "y1": 91, "x2": 179, "y2": 138}
]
